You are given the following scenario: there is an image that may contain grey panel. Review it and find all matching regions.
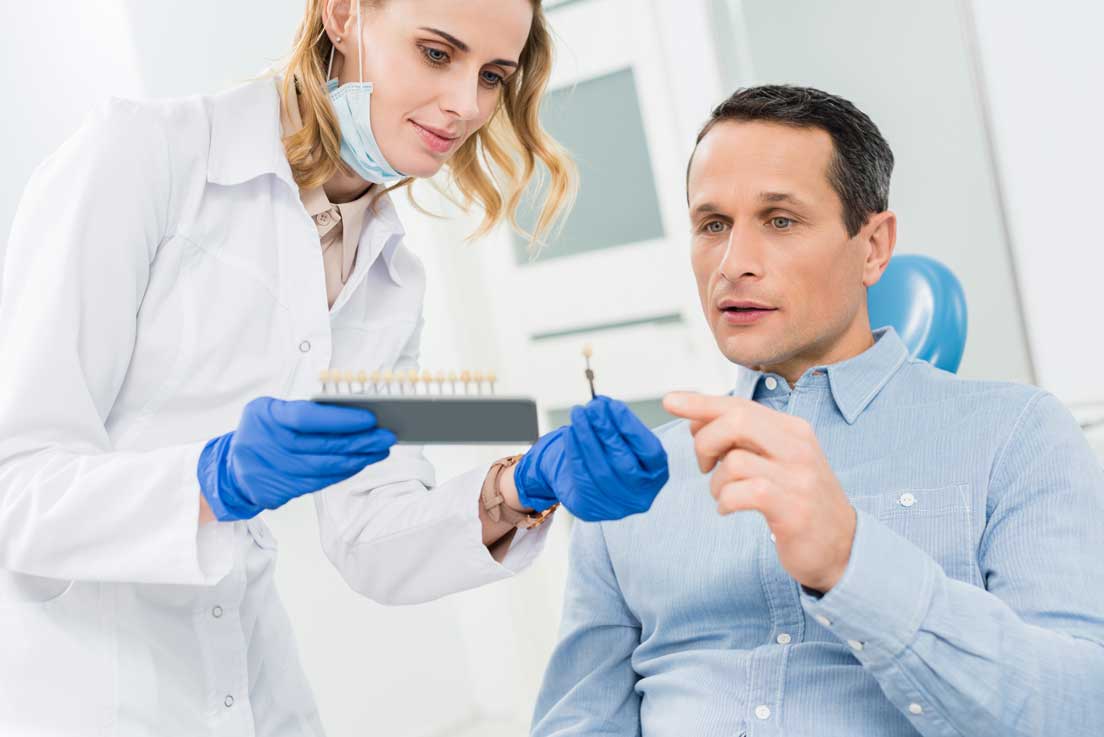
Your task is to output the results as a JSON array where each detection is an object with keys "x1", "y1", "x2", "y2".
[
  {"x1": 531, "y1": 312, "x2": 684, "y2": 342},
  {"x1": 547, "y1": 397, "x2": 675, "y2": 431},
  {"x1": 514, "y1": 68, "x2": 666, "y2": 263},
  {"x1": 315, "y1": 396, "x2": 539, "y2": 445}
]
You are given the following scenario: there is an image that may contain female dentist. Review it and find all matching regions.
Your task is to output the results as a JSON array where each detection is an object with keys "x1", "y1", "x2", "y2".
[{"x1": 0, "y1": 1, "x2": 669, "y2": 735}]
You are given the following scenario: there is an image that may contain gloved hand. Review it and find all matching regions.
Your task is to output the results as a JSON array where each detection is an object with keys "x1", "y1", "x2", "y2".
[
  {"x1": 197, "y1": 397, "x2": 396, "y2": 521},
  {"x1": 514, "y1": 396, "x2": 669, "y2": 522}
]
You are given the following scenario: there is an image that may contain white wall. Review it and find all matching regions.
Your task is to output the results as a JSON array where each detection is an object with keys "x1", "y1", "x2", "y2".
[
  {"x1": 728, "y1": 0, "x2": 1036, "y2": 386},
  {"x1": 0, "y1": 0, "x2": 142, "y2": 294},
  {"x1": 969, "y1": 0, "x2": 1104, "y2": 405}
]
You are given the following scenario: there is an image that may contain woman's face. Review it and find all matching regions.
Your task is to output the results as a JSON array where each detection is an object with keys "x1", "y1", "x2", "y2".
[{"x1": 328, "y1": 0, "x2": 534, "y2": 179}]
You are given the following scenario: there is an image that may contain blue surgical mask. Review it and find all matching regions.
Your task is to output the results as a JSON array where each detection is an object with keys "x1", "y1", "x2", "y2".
[{"x1": 325, "y1": 2, "x2": 405, "y2": 184}]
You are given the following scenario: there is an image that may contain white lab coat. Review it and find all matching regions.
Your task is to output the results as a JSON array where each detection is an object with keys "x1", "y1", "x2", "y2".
[{"x1": 0, "y1": 78, "x2": 548, "y2": 736}]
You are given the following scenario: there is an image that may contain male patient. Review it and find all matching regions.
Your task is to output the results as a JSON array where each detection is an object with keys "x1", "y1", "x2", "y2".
[{"x1": 531, "y1": 86, "x2": 1104, "y2": 736}]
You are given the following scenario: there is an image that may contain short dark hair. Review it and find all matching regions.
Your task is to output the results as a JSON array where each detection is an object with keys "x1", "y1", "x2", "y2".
[{"x1": 689, "y1": 85, "x2": 894, "y2": 237}]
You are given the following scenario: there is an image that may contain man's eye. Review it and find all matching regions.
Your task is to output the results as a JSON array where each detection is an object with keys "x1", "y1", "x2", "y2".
[
  {"x1": 704, "y1": 220, "x2": 727, "y2": 234},
  {"x1": 770, "y1": 216, "x2": 793, "y2": 230}
]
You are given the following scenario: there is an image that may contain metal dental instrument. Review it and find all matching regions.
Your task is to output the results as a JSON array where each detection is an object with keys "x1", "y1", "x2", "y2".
[{"x1": 582, "y1": 343, "x2": 597, "y2": 399}]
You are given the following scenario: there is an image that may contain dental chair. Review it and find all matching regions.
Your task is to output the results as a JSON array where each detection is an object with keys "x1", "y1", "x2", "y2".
[{"x1": 868, "y1": 254, "x2": 968, "y2": 374}]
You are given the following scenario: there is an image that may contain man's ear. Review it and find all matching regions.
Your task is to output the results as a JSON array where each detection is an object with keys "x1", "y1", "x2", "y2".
[{"x1": 860, "y1": 210, "x2": 897, "y2": 288}]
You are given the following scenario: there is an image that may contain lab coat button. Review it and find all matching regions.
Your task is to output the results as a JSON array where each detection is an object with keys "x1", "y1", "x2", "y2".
[
  {"x1": 224, "y1": 695, "x2": 235, "y2": 708},
  {"x1": 212, "y1": 605, "x2": 223, "y2": 619},
  {"x1": 299, "y1": 340, "x2": 312, "y2": 353}
]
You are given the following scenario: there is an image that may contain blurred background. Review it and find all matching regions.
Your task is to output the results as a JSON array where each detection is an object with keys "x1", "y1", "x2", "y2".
[{"x1": 2, "y1": 0, "x2": 1102, "y2": 734}]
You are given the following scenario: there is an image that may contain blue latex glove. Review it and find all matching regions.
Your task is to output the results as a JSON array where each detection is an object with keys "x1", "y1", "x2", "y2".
[
  {"x1": 197, "y1": 397, "x2": 396, "y2": 521},
  {"x1": 514, "y1": 396, "x2": 669, "y2": 522}
]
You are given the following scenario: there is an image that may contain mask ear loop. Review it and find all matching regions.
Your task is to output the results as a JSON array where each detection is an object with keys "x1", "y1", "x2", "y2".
[
  {"x1": 356, "y1": 1, "x2": 364, "y2": 85},
  {"x1": 325, "y1": 0, "x2": 337, "y2": 82}
]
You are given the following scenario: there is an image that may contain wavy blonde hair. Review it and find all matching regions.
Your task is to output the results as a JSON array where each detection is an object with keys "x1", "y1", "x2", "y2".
[{"x1": 280, "y1": 0, "x2": 576, "y2": 247}]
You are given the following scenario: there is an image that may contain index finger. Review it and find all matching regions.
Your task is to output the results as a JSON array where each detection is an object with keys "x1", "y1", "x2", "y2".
[
  {"x1": 662, "y1": 392, "x2": 750, "y2": 422},
  {"x1": 666, "y1": 393, "x2": 800, "y2": 472}
]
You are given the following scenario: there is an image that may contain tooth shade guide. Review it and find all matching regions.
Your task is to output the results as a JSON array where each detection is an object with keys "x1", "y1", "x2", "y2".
[{"x1": 317, "y1": 369, "x2": 510, "y2": 397}]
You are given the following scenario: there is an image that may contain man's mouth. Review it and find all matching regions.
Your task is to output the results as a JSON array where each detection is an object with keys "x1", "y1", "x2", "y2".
[{"x1": 717, "y1": 300, "x2": 777, "y2": 324}]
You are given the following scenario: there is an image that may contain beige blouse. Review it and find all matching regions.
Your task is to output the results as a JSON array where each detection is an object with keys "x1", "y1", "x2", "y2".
[{"x1": 280, "y1": 85, "x2": 373, "y2": 308}]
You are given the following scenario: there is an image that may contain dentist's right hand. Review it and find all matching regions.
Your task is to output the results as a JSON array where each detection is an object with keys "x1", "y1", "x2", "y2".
[
  {"x1": 197, "y1": 397, "x2": 396, "y2": 522},
  {"x1": 513, "y1": 396, "x2": 670, "y2": 522}
]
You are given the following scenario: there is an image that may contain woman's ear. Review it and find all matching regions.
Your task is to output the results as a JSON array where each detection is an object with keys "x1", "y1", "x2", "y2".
[
  {"x1": 860, "y1": 210, "x2": 897, "y2": 288},
  {"x1": 322, "y1": 0, "x2": 357, "y2": 49}
]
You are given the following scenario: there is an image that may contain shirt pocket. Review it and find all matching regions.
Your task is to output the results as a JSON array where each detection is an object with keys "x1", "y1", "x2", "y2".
[
  {"x1": 0, "y1": 579, "x2": 114, "y2": 731},
  {"x1": 329, "y1": 318, "x2": 418, "y2": 374},
  {"x1": 0, "y1": 570, "x2": 73, "y2": 608},
  {"x1": 850, "y1": 484, "x2": 980, "y2": 585}
]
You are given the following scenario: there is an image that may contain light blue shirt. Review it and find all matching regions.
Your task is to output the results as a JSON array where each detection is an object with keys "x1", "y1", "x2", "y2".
[{"x1": 532, "y1": 328, "x2": 1104, "y2": 737}]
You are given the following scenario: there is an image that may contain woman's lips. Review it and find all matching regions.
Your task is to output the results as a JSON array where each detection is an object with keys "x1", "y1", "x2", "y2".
[{"x1": 411, "y1": 121, "x2": 459, "y2": 155}]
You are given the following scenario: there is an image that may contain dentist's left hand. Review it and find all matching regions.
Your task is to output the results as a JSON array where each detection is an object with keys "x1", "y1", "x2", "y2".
[
  {"x1": 513, "y1": 396, "x2": 670, "y2": 522},
  {"x1": 197, "y1": 397, "x2": 396, "y2": 522}
]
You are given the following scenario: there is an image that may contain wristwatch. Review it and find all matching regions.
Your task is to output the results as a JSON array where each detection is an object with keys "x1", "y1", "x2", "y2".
[{"x1": 480, "y1": 454, "x2": 558, "y2": 530}]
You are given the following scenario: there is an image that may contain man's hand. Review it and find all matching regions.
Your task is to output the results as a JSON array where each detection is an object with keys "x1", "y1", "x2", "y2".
[{"x1": 663, "y1": 391, "x2": 856, "y2": 593}]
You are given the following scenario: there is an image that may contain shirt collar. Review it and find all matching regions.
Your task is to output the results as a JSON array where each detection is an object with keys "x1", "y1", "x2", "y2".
[
  {"x1": 733, "y1": 327, "x2": 909, "y2": 424},
  {"x1": 207, "y1": 77, "x2": 297, "y2": 191},
  {"x1": 822, "y1": 326, "x2": 909, "y2": 424},
  {"x1": 210, "y1": 76, "x2": 406, "y2": 286}
]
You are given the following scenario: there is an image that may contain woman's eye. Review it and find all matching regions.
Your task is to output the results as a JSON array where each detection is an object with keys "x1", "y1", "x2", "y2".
[
  {"x1": 480, "y1": 70, "x2": 505, "y2": 88},
  {"x1": 422, "y1": 46, "x2": 449, "y2": 65},
  {"x1": 770, "y1": 216, "x2": 793, "y2": 230}
]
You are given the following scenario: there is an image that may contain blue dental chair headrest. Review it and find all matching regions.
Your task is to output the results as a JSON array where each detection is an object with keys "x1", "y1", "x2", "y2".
[{"x1": 867, "y1": 254, "x2": 968, "y2": 374}]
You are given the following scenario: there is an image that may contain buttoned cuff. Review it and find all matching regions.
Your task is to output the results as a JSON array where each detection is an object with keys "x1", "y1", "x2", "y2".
[
  {"x1": 181, "y1": 442, "x2": 234, "y2": 585},
  {"x1": 800, "y1": 508, "x2": 939, "y2": 666}
]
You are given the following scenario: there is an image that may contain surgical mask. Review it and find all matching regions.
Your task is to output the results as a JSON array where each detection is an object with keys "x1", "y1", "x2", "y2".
[{"x1": 325, "y1": 2, "x2": 405, "y2": 184}]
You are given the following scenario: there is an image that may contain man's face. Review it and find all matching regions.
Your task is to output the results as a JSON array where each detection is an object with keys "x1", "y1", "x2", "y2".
[{"x1": 687, "y1": 120, "x2": 882, "y2": 376}]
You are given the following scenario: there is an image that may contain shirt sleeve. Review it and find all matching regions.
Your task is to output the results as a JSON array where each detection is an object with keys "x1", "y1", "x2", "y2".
[
  {"x1": 801, "y1": 391, "x2": 1104, "y2": 737},
  {"x1": 0, "y1": 99, "x2": 234, "y2": 586},
  {"x1": 531, "y1": 519, "x2": 642, "y2": 736},
  {"x1": 313, "y1": 313, "x2": 551, "y2": 605}
]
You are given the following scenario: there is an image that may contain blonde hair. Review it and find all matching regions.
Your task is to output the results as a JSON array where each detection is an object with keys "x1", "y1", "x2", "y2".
[{"x1": 280, "y1": 0, "x2": 576, "y2": 247}]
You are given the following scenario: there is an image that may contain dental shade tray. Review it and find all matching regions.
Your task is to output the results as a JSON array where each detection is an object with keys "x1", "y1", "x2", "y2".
[{"x1": 312, "y1": 369, "x2": 538, "y2": 445}]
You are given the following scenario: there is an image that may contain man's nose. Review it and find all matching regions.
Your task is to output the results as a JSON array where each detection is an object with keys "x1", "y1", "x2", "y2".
[{"x1": 718, "y1": 227, "x2": 766, "y2": 281}]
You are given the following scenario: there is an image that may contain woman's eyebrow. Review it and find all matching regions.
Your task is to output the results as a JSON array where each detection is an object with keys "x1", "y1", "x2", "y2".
[{"x1": 418, "y1": 27, "x2": 519, "y2": 68}]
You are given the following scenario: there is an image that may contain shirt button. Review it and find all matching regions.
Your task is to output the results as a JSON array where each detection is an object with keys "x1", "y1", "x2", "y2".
[
  {"x1": 776, "y1": 633, "x2": 792, "y2": 645},
  {"x1": 764, "y1": 376, "x2": 778, "y2": 391},
  {"x1": 847, "y1": 639, "x2": 864, "y2": 651},
  {"x1": 769, "y1": 532, "x2": 777, "y2": 543},
  {"x1": 815, "y1": 614, "x2": 832, "y2": 627},
  {"x1": 299, "y1": 340, "x2": 312, "y2": 353},
  {"x1": 212, "y1": 605, "x2": 223, "y2": 618},
  {"x1": 908, "y1": 703, "x2": 923, "y2": 715},
  {"x1": 754, "y1": 704, "x2": 771, "y2": 720},
  {"x1": 224, "y1": 695, "x2": 235, "y2": 708},
  {"x1": 898, "y1": 492, "x2": 917, "y2": 507}
]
